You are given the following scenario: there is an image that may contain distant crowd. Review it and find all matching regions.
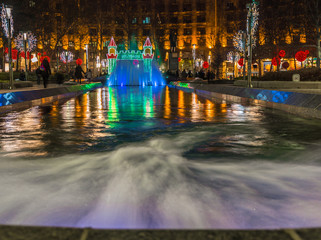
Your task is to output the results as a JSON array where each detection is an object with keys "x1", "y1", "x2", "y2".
[{"x1": 167, "y1": 69, "x2": 216, "y2": 81}]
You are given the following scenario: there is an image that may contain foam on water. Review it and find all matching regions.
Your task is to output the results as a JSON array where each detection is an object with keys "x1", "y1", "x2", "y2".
[{"x1": 1, "y1": 131, "x2": 321, "y2": 229}]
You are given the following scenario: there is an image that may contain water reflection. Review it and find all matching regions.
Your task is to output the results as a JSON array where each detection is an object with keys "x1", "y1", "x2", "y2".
[{"x1": 0, "y1": 86, "x2": 319, "y2": 158}]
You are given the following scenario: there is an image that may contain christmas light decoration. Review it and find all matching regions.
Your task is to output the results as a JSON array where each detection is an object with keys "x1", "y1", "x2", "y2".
[
  {"x1": 14, "y1": 31, "x2": 37, "y2": 52},
  {"x1": 295, "y1": 51, "x2": 308, "y2": 62},
  {"x1": 238, "y1": 58, "x2": 244, "y2": 67},
  {"x1": 76, "y1": 58, "x2": 83, "y2": 65},
  {"x1": 246, "y1": 0, "x2": 259, "y2": 48},
  {"x1": 40, "y1": 56, "x2": 50, "y2": 63},
  {"x1": 227, "y1": 51, "x2": 240, "y2": 62},
  {"x1": 272, "y1": 57, "x2": 281, "y2": 66},
  {"x1": 1, "y1": 4, "x2": 14, "y2": 38},
  {"x1": 203, "y1": 61, "x2": 209, "y2": 69},
  {"x1": 60, "y1": 51, "x2": 74, "y2": 63},
  {"x1": 133, "y1": 59, "x2": 139, "y2": 65},
  {"x1": 279, "y1": 50, "x2": 286, "y2": 58},
  {"x1": 233, "y1": 30, "x2": 245, "y2": 53}
]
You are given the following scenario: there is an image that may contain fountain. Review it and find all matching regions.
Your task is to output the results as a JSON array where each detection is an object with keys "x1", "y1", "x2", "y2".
[{"x1": 106, "y1": 37, "x2": 166, "y2": 86}]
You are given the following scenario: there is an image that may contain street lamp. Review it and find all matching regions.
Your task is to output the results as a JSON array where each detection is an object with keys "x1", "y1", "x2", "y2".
[
  {"x1": 192, "y1": 44, "x2": 196, "y2": 74},
  {"x1": 5, "y1": 5, "x2": 13, "y2": 89},
  {"x1": 85, "y1": 44, "x2": 89, "y2": 72},
  {"x1": 23, "y1": 32, "x2": 28, "y2": 81}
]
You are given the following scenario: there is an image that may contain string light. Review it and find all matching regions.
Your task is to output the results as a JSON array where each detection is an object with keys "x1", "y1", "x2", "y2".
[
  {"x1": 60, "y1": 51, "x2": 74, "y2": 63},
  {"x1": 14, "y1": 31, "x2": 37, "y2": 52},
  {"x1": 247, "y1": 0, "x2": 259, "y2": 48},
  {"x1": 227, "y1": 51, "x2": 240, "y2": 62},
  {"x1": 1, "y1": 3, "x2": 14, "y2": 38},
  {"x1": 233, "y1": 30, "x2": 245, "y2": 53}
]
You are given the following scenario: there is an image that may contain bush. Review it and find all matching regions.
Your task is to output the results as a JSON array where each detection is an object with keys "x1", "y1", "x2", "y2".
[{"x1": 260, "y1": 68, "x2": 321, "y2": 81}]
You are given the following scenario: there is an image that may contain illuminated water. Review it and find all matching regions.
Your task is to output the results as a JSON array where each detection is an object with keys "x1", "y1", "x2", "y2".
[
  {"x1": 1, "y1": 86, "x2": 321, "y2": 229},
  {"x1": 107, "y1": 61, "x2": 166, "y2": 86}
]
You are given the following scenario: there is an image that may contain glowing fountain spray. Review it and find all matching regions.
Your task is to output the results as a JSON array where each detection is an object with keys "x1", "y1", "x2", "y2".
[{"x1": 106, "y1": 37, "x2": 165, "y2": 86}]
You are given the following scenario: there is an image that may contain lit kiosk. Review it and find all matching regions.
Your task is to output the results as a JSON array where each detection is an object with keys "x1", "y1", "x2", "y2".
[
  {"x1": 107, "y1": 37, "x2": 118, "y2": 74},
  {"x1": 106, "y1": 36, "x2": 164, "y2": 86}
]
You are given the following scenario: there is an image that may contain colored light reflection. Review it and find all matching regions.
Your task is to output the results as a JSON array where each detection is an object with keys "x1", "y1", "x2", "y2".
[
  {"x1": 177, "y1": 90, "x2": 186, "y2": 123},
  {"x1": 164, "y1": 86, "x2": 171, "y2": 119}
]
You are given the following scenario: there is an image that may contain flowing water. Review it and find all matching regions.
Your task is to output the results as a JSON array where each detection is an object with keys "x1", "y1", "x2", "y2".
[{"x1": 1, "y1": 86, "x2": 321, "y2": 229}]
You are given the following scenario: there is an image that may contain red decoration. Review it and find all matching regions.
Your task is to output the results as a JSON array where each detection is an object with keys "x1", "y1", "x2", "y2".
[
  {"x1": 157, "y1": 55, "x2": 160, "y2": 59},
  {"x1": 37, "y1": 52, "x2": 42, "y2": 56},
  {"x1": 40, "y1": 56, "x2": 51, "y2": 63},
  {"x1": 305, "y1": 50, "x2": 310, "y2": 56},
  {"x1": 295, "y1": 51, "x2": 307, "y2": 62},
  {"x1": 203, "y1": 61, "x2": 209, "y2": 69},
  {"x1": 238, "y1": 58, "x2": 244, "y2": 67},
  {"x1": 12, "y1": 49, "x2": 18, "y2": 60},
  {"x1": 76, "y1": 58, "x2": 83, "y2": 66},
  {"x1": 272, "y1": 57, "x2": 281, "y2": 66},
  {"x1": 133, "y1": 60, "x2": 139, "y2": 65},
  {"x1": 4, "y1": 48, "x2": 8, "y2": 54},
  {"x1": 178, "y1": 57, "x2": 181, "y2": 62},
  {"x1": 279, "y1": 50, "x2": 286, "y2": 58},
  {"x1": 282, "y1": 62, "x2": 290, "y2": 69}
]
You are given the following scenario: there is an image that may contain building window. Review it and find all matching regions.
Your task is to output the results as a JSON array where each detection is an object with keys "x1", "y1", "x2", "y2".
[
  {"x1": 116, "y1": 29, "x2": 123, "y2": 36},
  {"x1": 183, "y1": 3, "x2": 192, "y2": 12},
  {"x1": 226, "y1": 2, "x2": 235, "y2": 10},
  {"x1": 29, "y1": 0, "x2": 35, "y2": 7},
  {"x1": 170, "y1": 16, "x2": 178, "y2": 23},
  {"x1": 197, "y1": 15, "x2": 206, "y2": 23},
  {"x1": 197, "y1": 3, "x2": 206, "y2": 11},
  {"x1": 197, "y1": 28, "x2": 206, "y2": 35},
  {"x1": 170, "y1": 4, "x2": 179, "y2": 12},
  {"x1": 183, "y1": 16, "x2": 192, "y2": 23},
  {"x1": 56, "y1": 3, "x2": 62, "y2": 11},
  {"x1": 143, "y1": 17, "x2": 150, "y2": 24},
  {"x1": 132, "y1": 18, "x2": 137, "y2": 24},
  {"x1": 184, "y1": 28, "x2": 192, "y2": 35},
  {"x1": 89, "y1": 28, "x2": 97, "y2": 36},
  {"x1": 143, "y1": 29, "x2": 150, "y2": 36}
]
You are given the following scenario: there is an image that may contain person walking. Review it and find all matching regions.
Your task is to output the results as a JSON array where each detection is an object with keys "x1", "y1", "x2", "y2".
[
  {"x1": 75, "y1": 64, "x2": 85, "y2": 84},
  {"x1": 86, "y1": 69, "x2": 92, "y2": 82},
  {"x1": 41, "y1": 58, "x2": 51, "y2": 88},
  {"x1": 36, "y1": 67, "x2": 42, "y2": 85}
]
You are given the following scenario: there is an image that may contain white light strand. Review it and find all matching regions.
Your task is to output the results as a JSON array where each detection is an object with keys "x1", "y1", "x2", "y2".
[
  {"x1": 14, "y1": 31, "x2": 37, "y2": 52},
  {"x1": 247, "y1": 1, "x2": 259, "y2": 49},
  {"x1": 1, "y1": 4, "x2": 14, "y2": 38},
  {"x1": 227, "y1": 51, "x2": 240, "y2": 62},
  {"x1": 233, "y1": 30, "x2": 245, "y2": 53},
  {"x1": 60, "y1": 51, "x2": 74, "y2": 63}
]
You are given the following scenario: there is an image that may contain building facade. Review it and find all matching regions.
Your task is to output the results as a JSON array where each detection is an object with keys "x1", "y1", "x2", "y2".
[{"x1": 3, "y1": 0, "x2": 312, "y2": 77}]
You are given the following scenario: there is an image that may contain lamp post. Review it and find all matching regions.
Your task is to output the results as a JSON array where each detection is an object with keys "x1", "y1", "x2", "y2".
[
  {"x1": 85, "y1": 44, "x2": 89, "y2": 71},
  {"x1": 23, "y1": 32, "x2": 28, "y2": 81},
  {"x1": 192, "y1": 44, "x2": 196, "y2": 75},
  {"x1": 5, "y1": 5, "x2": 13, "y2": 89}
]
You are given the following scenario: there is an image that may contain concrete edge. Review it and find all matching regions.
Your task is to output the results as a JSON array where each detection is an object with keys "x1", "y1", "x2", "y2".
[
  {"x1": 169, "y1": 82, "x2": 321, "y2": 120},
  {"x1": 1, "y1": 225, "x2": 321, "y2": 240},
  {"x1": 0, "y1": 83, "x2": 102, "y2": 113}
]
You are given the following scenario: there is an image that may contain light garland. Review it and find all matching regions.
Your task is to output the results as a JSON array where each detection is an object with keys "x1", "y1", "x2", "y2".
[
  {"x1": 247, "y1": 0, "x2": 259, "y2": 48},
  {"x1": 233, "y1": 30, "x2": 245, "y2": 53},
  {"x1": 1, "y1": 3, "x2": 14, "y2": 38},
  {"x1": 227, "y1": 51, "x2": 240, "y2": 62},
  {"x1": 60, "y1": 51, "x2": 74, "y2": 63},
  {"x1": 14, "y1": 31, "x2": 37, "y2": 52}
]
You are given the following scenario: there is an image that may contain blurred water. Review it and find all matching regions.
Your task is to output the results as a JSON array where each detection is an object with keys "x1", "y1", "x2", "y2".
[
  {"x1": 107, "y1": 60, "x2": 166, "y2": 86},
  {"x1": 0, "y1": 86, "x2": 321, "y2": 229}
]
